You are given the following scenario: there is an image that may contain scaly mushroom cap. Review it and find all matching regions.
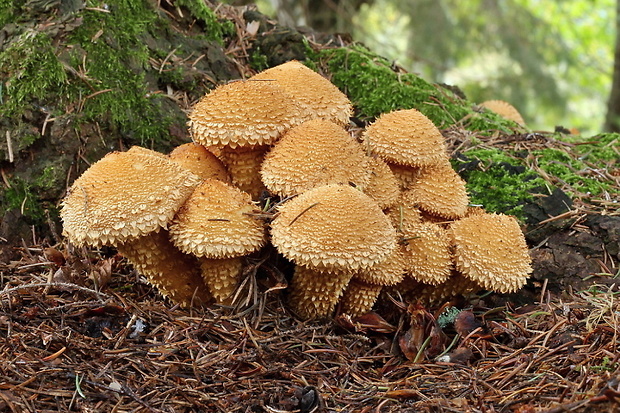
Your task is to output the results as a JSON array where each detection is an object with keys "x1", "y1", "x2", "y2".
[
  {"x1": 480, "y1": 100, "x2": 526, "y2": 126},
  {"x1": 117, "y1": 230, "x2": 212, "y2": 307},
  {"x1": 61, "y1": 150, "x2": 201, "y2": 247},
  {"x1": 199, "y1": 256, "x2": 244, "y2": 304},
  {"x1": 354, "y1": 246, "x2": 405, "y2": 286},
  {"x1": 405, "y1": 161, "x2": 469, "y2": 220},
  {"x1": 401, "y1": 222, "x2": 453, "y2": 285},
  {"x1": 188, "y1": 80, "x2": 305, "y2": 148},
  {"x1": 339, "y1": 280, "x2": 383, "y2": 318},
  {"x1": 287, "y1": 264, "x2": 354, "y2": 319},
  {"x1": 362, "y1": 156, "x2": 401, "y2": 209},
  {"x1": 260, "y1": 119, "x2": 371, "y2": 197},
  {"x1": 169, "y1": 179, "x2": 266, "y2": 258},
  {"x1": 450, "y1": 213, "x2": 532, "y2": 293},
  {"x1": 217, "y1": 145, "x2": 269, "y2": 200},
  {"x1": 251, "y1": 60, "x2": 352, "y2": 126},
  {"x1": 363, "y1": 109, "x2": 448, "y2": 167},
  {"x1": 168, "y1": 142, "x2": 232, "y2": 183},
  {"x1": 270, "y1": 184, "x2": 398, "y2": 272},
  {"x1": 126, "y1": 146, "x2": 167, "y2": 158}
]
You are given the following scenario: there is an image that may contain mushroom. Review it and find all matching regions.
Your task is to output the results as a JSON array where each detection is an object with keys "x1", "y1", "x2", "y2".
[
  {"x1": 199, "y1": 257, "x2": 245, "y2": 305},
  {"x1": 450, "y1": 212, "x2": 532, "y2": 293},
  {"x1": 480, "y1": 100, "x2": 526, "y2": 126},
  {"x1": 168, "y1": 179, "x2": 266, "y2": 302},
  {"x1": 400, "y1": 221, "x2": 453, "y2": 285},
  {"x1": 388, "y1": 163, "x2": 421, "y2": 190},
  {"x1": 339, "y1": 280, "x2": 384, "y2": 318},
  {"x1": 260, "y1": 119, "x2": 371, "y2": 198},
  {"x1": 404, "y1": 160, "x2": 469, "y2": 220},
  {"x1": 362, "y1": 156, "x2": 401, "y2": 209},
  {"x1": 363, "y1": 109, "x2": 449, "y2": 168},
  {"x1": 250, "y1": 60, "x2": 353, "y2": 126},
  {"x1": 60, "y1": 148, "x2": 210, "y2": 306},
  {"x1": 390, "y1": 272, "x2": 481, "y2": 306},
  {"x1": 168, "y1": 142, "x2": 231, "y2": 183},
  {"x1": 270, "y1": 184, "x2": 398, "y2": 273},
  {"x1": 188, "y1": 80, "x2": 306, "y2": 149}
]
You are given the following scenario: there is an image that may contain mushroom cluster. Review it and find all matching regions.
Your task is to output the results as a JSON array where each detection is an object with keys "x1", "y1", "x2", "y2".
[{"x1": 60, "y1": 61, "x2": 532, "y2": 318}]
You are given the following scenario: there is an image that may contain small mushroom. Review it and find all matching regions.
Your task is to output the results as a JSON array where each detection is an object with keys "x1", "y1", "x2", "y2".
[
  {"x1": 188, "y1": 80, "x2": 306, "y2": 148},
  {"x1": 260, "y1": 119, "x2": 371, "y2": 198},
  {"x1": 217, "y1": 145, "x2": 269, "y2": 200},
  {"x1": 480, "y1": 100, "x2": 525, "y2": 126},
  {"x1": 339, "y1": 280, "x2": 384, "y2": 318},
  {"x1": 450, "y1": 212, "x2": 533, "y2": 293},
  {"x1": 363, "y1": 109, "x2": 448, "y2": 168},
  {"x1": 250, "y1": 60, "x2": 352, "y2": 126},
  {"x1": 270, "y1": 184, "x2": 398, "y2": 273},
  {"x1": 168, "y1": 142, "x2": 231, "y2": 183},
  {"x1": 168, "y1": 179, "x2": 266, "y2": 302},
  {"x1": 400, "y1": 221, "x2": 453, "y2": 285},
  {"x1": 199, "y1": 257, "x2": 245, "y2": 304},
  {"x1": 362, "y1": 156, "x2": 401, "y2": 209},
  {"x1": 404, "y1": 160, "x2": 469, "y2": 220}
]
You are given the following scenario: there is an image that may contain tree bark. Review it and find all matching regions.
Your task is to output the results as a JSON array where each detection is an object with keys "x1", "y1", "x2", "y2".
[{"x1": 604, "y1": 0, "x2": 620, "y2": 132}]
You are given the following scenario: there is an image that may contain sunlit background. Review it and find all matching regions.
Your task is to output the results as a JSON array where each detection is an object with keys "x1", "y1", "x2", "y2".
[{"x1": 226, "y1": 0, "x2": 615, "y2": 135}]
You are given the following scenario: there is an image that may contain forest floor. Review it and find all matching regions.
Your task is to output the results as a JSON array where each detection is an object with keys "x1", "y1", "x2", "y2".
[{"x1": 1, "y1": 132, "x2": 619, "y2": 413}]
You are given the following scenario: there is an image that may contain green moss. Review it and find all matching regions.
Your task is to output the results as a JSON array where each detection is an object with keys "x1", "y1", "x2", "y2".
[
  {"x1": 0, "y1": 30, "x2": 68, "y2": 119},
  {"x1": 532, "y1": 148, "x2": 615, "y2": 196},
  {"x1": 563, "y1": 133, "x2": 620, "y2": 163},
  {"x1": 0, "y1": 0, "x2": 21, "y2": 27},
  {"x1": 311, "y1": 45, "x2": 519, "y2": 133},
  {"x1": 1, "y1": 179, "x2": 46, "y2": 223},
  {"x1": 249, "y1": 47, "x2": 269, "y2": 72},
  {"x1": 174, "y1": 0, "x2": 232, "y2": 43},
  {"x1": 454, "y1": 148, "x2": 548, "y2": 219}
]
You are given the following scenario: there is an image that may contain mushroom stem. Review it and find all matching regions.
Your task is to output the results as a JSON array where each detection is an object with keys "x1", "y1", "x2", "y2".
[
  {"x1": 287, "y1": 265, "x2": 354, "y2": 320},
  {"x1": 339, "y1": 280, "x2": 383, "y2": 318},
  {"x1": 117, "y1": 230, "x2": 212, "y2": 307},
  {"x1": 198, "y1": 256, "x2": 244, "y2": 305}
]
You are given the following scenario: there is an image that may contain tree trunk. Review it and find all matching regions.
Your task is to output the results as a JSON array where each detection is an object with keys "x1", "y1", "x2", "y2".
[{"x1": 604, "y1": 0, "x2": 620, "y2": 132}]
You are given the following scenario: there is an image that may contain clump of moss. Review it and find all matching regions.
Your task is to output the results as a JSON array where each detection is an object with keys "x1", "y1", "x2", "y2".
[
  {"x1": 453, "y1": 148, "x2": 548, "y2": 219},
  {"x1": 532, "y1": 148, "x2": 615, "y2": 196},
  {"x1": 175, "y1": 0, "x2": 234, "y2": 43},
  {"x1": 312, "y1": 45, "x2": 519, "y2": 133}
]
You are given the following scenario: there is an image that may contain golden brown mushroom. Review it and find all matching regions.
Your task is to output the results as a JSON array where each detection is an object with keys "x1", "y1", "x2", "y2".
[
  {"x1": 270, "y1": 184, "x2": 398, "y2": 273},
  {"x1": 480, "y1": 100, "x2": 526, "y2": 126},
  {"x1": 363, "y1": 109, "x2": 449, "y2": 167},
  {"x1": 450, "y1": 212, "x2": 532, "y2": 293},
  {"x1": 217, "y1": 145, "x2": 269, "y2": 200},
  {"x1": 362, "y1": 156, "x2": 401, "y2": 209},
  {"x1": 251, "y1": 60, "x2": 352, "y2": 126},
  {"x1": 61, "y1": 149, "x2": 210, "y2": 306},
  {"x1": 168, "y1": 142, "x2": 231, "y2": 183},
  {"x1": 400, "y1": 221, "x2": 453, "y2": 285},
  {"x1": 339, "y1": 280, "x2": 384, "y2": 318},
  {"x1": 260, "y1": 119, "x2": 371, "y2": 198},
  {"x1": 188, "y1": 80, "x2": 305, "y2": 148}
]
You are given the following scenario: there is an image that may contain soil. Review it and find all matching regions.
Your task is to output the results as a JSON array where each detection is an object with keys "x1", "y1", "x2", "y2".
[{"x1": 0, "y1": 1, "x2": 619, "y2": 412}]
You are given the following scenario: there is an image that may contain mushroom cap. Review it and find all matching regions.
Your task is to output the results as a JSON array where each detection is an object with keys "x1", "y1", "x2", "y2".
[
  {"x1": 251, "y1": 60, "x2": 352, "y2": 126},
  {"x1": 270, "y1": 184, "x2": 398, "y2": 272},
  {"x1": 260, "y1": 119, "x2": 371, "y2": 197},
  {"x1": 362, "y1": 156, "x2": 401, "y2": 209},
  {"x1": 400, "y1": 221, "x2": 453, "y2": 285},
  {"x1": 405, "y1": 160, "x2": 469, "y2": 220},
  {"x1": 386, "y1": 195, "x2": 424, "y2": 234},
  {"x1": 339, "y1": 279, "x2": 383, "y2": 318},
  {"x1": 287, "y1": 264, "x2": 354, "y2": 319},
  {"x1": 168, "y1": 142, "x2": 232, "y2": 183},
  {"x1": 480, "y1": 100, "x2": 525, "y2": 126},
  {"x1": 217, "y1": 145, "x2": 269, "y2": 200},
  {"x1": 188, "y1": 80, "x2": 305, "y2": 148},
  {"x1": 169, "y1": 179, "x2": 266, "y2": 258},
  {"x1": 126, "y1": 146, "x2": 167, "y2": 158},
  {"x1": 450, "y1": 213, "x2": 532, "y2": 293},
  {"x1": 61, "y1": 150, "x2": 201, "y2": 247},
  {"x1": 363, "y1": 109, "x2": 448, "y2": 167},
  {"x1": 117, "y1": 230, "x2": 212, "y2": 307}
]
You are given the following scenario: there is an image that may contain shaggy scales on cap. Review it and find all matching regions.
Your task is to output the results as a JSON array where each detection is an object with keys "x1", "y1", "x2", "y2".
[
  {"x1": 450, "y1": 212, "x2": 532, "y2": 293},
  {"x1": 168, "y1": 142, "x2": 231, "y2": 183},
  {"x1": 260, "y1": 119, "x2": 371, "y2": 197},
  {"x1": 270, "y1": 184, "x2": 398, "y2": 273},
  {"x1": 188, "y1": 80, "x2": 305, "y2": 148},
  {"x1": 363, "y1": 109, "x2": 448, "y2": 168},
  {"x1": 251, "y1": 60, "x2": 352, "y2": 126}
]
